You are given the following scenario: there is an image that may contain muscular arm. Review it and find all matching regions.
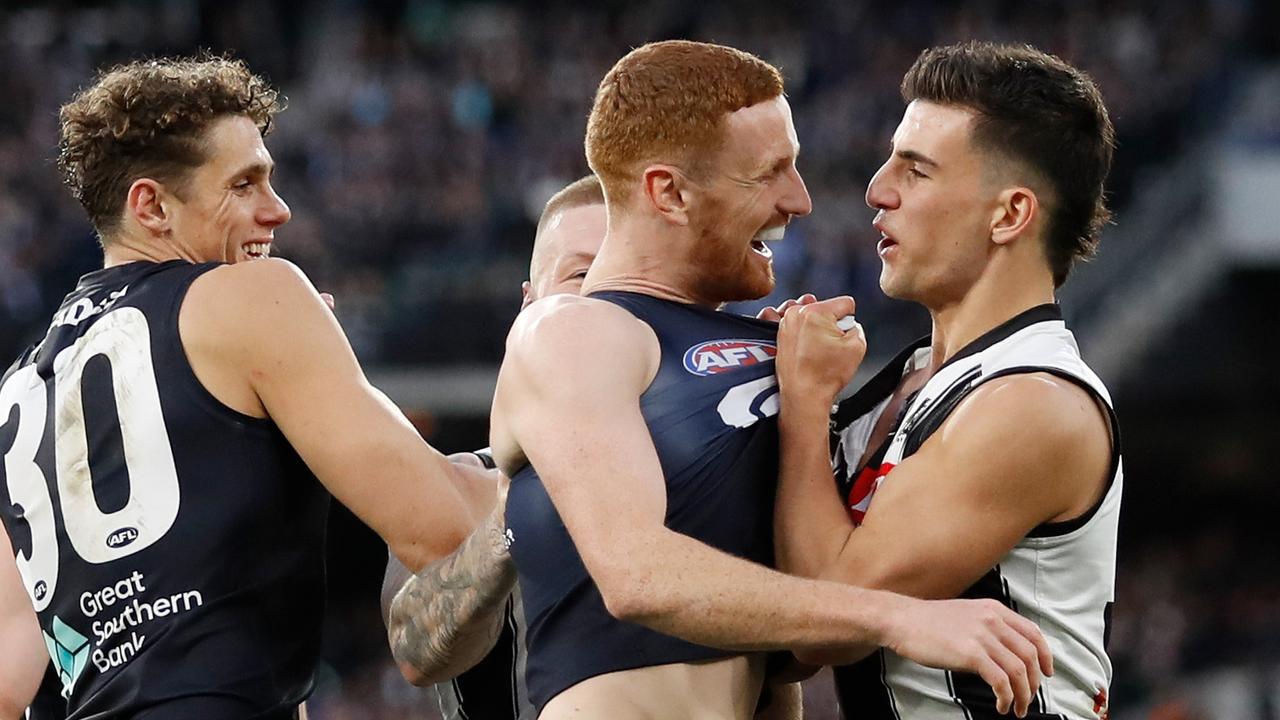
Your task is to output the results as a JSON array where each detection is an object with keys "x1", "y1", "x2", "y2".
[
  {"x1": 491, "y1": 296, "x2": 898, "y2": 651},
  {"x1": 182, "y1": 259, "x2": 483, "y2": 571},
  {"x1": 774, "y1": 305, "x2": 1111, "y2": 666},
  {"x1": 772, "y1": 300, "x2": 867, "y2": 581},
  {"x1": 380, "y1": 454, "x2": 516, "y2": 685},
  {"x1": 492, "y1": 298, "x2": 1047, "y2": 667},
  {"x1": 0, "y1": 534, "x2": 46, "y2": 719}
]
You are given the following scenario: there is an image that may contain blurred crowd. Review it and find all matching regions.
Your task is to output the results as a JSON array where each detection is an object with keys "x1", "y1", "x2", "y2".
[
  {"x1": 0, "y1": 0, "x2": 1262, "y2": 361},
  {"x1": 0, "y1": 1, "x2": 1277, "y2": 718}
]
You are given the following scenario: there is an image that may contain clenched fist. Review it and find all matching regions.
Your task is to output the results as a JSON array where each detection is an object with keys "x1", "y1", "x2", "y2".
[{"x1": 775, "y1": 295, "x2": 867, "y2": 406}]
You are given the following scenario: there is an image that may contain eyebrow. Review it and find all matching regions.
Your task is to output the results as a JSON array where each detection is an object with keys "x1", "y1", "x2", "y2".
[
  {"x1": 895, "y1": 149, "x2": 939, "y2": 168},
  {"x1": 757, "y1": 145, "x2": 800, "y2": 176},
  {"x1": 227, "y1": 161, "x2": 274, "y2": 182}
]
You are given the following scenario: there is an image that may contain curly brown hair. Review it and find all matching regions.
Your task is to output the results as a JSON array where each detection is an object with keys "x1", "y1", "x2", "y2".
[
  {"x1": 58, "y1": 55, "x2": 283, "y2": 241},
  {"x1": 586, "y1": 41, "x2": 783, "y2": 204}
]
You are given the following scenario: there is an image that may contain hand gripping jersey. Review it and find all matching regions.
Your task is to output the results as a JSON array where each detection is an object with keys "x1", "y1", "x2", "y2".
[
  {"x1": 0, "y1": 261, "x2": 329, "y2": 720},
  {"x1": 505, "y1": 291, "x2": 781, "y2": 711},
  {"x1": 433, "y1": 589, "x2": 532, "y2": 720},
  {"x1": 432, "y1": 450, "x2": 535, "y2": 720},
  {"x1": 832, "y1": 305, "x2": 1122, "y2": 720}
]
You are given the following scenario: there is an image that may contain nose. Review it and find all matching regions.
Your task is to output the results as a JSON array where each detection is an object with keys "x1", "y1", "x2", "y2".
[
  {"x1": 259, "y1": 183, "x2": 292, "y2": 227},
  {"x1": 865, "y1": 161, "x2": 898, "y2": 211},
  {"x1": 780, "y1": 165, "x2": 813, "y2": 218}
]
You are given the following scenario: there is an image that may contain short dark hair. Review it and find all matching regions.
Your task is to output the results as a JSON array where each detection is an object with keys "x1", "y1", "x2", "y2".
[
  {"x1": 902, "y1": 41, "x2": 1115, "y2": 286},
  {"x1": 58, "y1": 54, "x2": 282, "y2": 241}
]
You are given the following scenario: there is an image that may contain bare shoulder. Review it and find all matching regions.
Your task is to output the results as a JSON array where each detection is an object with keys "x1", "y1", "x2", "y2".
[
  {"x1": 182, "y1": 258, "x2": 329, "y2": 345},
  {"x1": 186, "y1": 258, "x2": 318, "y2": 314},
  {"x1": 938, "y1": 371, "x2": 1111, "y2": 475},
  {"x1": 510, "y1": 294, "x2": 651, "y2": 346},
  {"x1": 179, "y1": 259, "x2": 343, "y2": 416},
  {"x1": 506, "y1": 294, "x2": 657, "y2": 379},
  {"x1": 492, "y1": 295, "x2": 658, "y2": 474},
  {"x1": 916, "y1": 371, "x2": 1112, "y2": 523},
  {"x1": 962, "y1": 373, "x2": 1106, "y2": 438}
]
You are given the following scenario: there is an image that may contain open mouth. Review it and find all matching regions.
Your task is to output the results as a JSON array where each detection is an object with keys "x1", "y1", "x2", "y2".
[
  {"x1": 751, "y1": 226, "x2": 785, "y2": 259},
  {"x1": 876, "y1": 235, "x2": 897, "y2": 256},
  {"x1": 244, "y1": 242, "x2": 272, "y2": 260}
]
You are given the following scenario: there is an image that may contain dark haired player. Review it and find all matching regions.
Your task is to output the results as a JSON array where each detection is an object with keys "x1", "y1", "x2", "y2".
[
  {"x1": 489, "y1": 40, "x2": 1053, "y2": 719},
  {"x1": 774, "y1": 41, "x2": 1121, "y2": 719}
]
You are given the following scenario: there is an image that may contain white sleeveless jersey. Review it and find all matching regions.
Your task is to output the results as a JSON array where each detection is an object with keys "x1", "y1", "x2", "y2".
[{"x1": 831, "y1": 304, "x2": 1121, "y2": 720}]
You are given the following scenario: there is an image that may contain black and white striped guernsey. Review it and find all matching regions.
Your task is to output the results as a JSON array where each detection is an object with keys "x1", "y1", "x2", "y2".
[
  {"x1": 431, "y1": 449, "x2": 535, "y2": 720},
  {"x1": 432, "y1": 588, "x2": 533, "y2": 720},
  {"x1": 831, "y1": 304, "x2": 1122, "y2": 720}
]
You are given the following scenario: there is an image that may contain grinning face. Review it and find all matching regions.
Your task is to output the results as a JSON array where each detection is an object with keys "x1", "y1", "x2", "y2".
[
  {"x1": 524, "y1": 202, "x2": 607, "y2": 308},
  {"x1": 865, "y1": 100, "x2": 1001, "y2": 308},
  {"x1": 686, "y1": 95, "x2": 812, "y2": 304},
  {"x1": 164, "y1": 114, "x2": 291, "y2": 264}
]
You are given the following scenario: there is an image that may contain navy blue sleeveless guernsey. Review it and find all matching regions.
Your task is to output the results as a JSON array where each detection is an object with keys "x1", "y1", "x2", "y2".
[
  {"x1": 506, "y1": 291, "x2": 782, "y2": 711},
  {"x1": 28, "y1": 667, "x2": 66, "y2": 720},
  {"x1": 0, "y1": 260, "x2": 329, "y2": 720}
]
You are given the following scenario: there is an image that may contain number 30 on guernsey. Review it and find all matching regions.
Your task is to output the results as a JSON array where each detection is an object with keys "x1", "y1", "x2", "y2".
[{"x1": 1, "y1": 308, "x2": 180, "y2": 611}]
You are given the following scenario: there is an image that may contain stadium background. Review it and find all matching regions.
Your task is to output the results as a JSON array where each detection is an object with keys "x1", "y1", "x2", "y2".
[{"x1": 0, "y1": 0, "x2": 1276, "y2": 717}]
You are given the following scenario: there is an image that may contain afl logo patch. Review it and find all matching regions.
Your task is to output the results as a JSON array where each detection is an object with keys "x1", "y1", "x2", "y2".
[
  {"x1": 106, "y1": 527, "x2": 139, "y2": 549},
  {"x1": 683, "y1": 339, "x2": 777, "y2": 376}
]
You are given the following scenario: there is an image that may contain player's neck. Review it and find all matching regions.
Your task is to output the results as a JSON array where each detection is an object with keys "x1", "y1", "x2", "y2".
[
  {"x1": 926, "y1": 268, "x2": 1055, "y2": 369},
  {"x1": 582, "y1": 222, "x2": 716, "y2": 307},
  {"x1": 102, "y1": 227, "x2": 197, "y2": 268}
]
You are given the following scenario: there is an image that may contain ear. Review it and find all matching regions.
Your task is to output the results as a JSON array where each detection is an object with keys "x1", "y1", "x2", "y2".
[
  {"x1": 126, "y1": 178, "x2": 172, "y2": 236},
  {"x1": 990, "y1": 186, "x2": 1039, "y2": 247},
  {"x1": 641, "y1": 165, "x2": 691, "y2": 226},
  {"x1": 520, "y1": 280, "x2": 535, "y2": 310}
]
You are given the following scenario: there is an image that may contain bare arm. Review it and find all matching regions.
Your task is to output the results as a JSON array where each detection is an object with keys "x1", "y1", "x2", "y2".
[
  {"x1": 774, "y1": 302, "x2": 1109, "y2": 672},
  {"x1": 0, "y1": 534, "x2": 46, "y2": 719},
  {"x1": 772, "y1": 298, "x2": 867, "y2": 580},
  {"x1": 492, "y1": 296, "x2": 884, "y2": 650},
  {"x1": 182, "y1": 259, "x2": 482, "y2": 571},
  {"x1": 379, "y1": 454, "x2": 516, "y2": 685},
  {"x1": 490, "y1": 296, "x2": 1051, "y2": 715},
  {"x1": 384, "y1": 486, "x2": 516, "y2": 685}
]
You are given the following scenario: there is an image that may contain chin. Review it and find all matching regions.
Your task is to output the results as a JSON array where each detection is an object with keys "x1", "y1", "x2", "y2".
[
  {"x1": 728, "y1": 262, "x2": 775, "y2": 302},
  {"x1": 879, "y1": 267, "x2": 908, "y2": 300},
  {"x1": 693, "y1": 269, "x2": 773, "y2": 304},
  {"x1": 745, "y1": 275, "x2": 775, "y2": 301}
]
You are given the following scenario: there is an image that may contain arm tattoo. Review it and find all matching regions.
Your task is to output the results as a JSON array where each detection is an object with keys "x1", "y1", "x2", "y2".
[{"x1": 385, "y1": 499, "x2": 517, "y2": 684}]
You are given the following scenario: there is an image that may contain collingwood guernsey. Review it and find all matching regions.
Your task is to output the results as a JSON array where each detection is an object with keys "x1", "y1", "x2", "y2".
[{"x1": 831, "y1": 304, "x2": 1121, "y2": 720}]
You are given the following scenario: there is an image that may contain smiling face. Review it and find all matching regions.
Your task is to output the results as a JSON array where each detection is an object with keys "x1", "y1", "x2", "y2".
[
  {"x1": 687, "y1": 95, "x2": 812, "y2": 303},
  {"x1": 164, "y1": 114, "x2": 291, "y2": 264},
  {"x1": 865, "y1": 100, "x2": 1000, "y2": 307},
  {"x1": 526, "y1": 201, "x2": 607, "y2": 307}
]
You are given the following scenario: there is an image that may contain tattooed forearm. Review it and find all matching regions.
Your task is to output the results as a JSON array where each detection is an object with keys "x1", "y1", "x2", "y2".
[{"x1": 384, "y1": 499, "x2": 517, "y2": 685}]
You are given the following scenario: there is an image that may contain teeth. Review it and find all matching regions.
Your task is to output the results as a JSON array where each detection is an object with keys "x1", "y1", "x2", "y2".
[
  {"x1": 754, "y1": 226, "x2": 785, "y2": 243},
  {"x1": 245, "y1": 242, "x2": 270, "y2": 258}
]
